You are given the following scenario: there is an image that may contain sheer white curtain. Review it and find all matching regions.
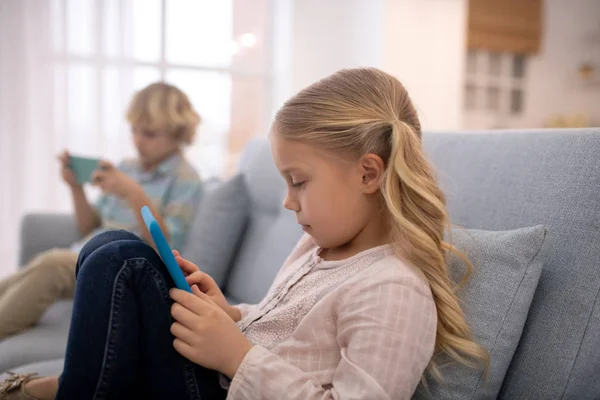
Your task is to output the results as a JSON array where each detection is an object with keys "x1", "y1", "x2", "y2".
[
  {"x1": 0, "y1": 0, "x2": 149, "y2": 276},
  {"x1": 0, "y1": 0, "x2": 271, "y2": 277},
  {"x1": 0, "y1": 1, "x2": 59, "y2": 275}
]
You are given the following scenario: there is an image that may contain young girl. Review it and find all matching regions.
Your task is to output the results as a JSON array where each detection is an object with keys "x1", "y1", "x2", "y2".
[{"x1": 1, "y1": 68, "x2": 486, "y2": 399}]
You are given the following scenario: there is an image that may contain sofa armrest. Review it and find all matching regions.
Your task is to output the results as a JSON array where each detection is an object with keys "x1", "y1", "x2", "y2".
[{"x1": 19, "y1": 213, "x2": 81, "y2": 266}]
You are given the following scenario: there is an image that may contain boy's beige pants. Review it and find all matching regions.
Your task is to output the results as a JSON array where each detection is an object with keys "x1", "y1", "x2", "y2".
[{"x1": 0, "y1": 249, "x2": 78, "y2": 340}]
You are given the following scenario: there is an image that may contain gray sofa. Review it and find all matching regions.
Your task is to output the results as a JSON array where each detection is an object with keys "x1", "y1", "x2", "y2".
[{"x1": 1, "y1": 128, "x2": 599, "y2": 398}]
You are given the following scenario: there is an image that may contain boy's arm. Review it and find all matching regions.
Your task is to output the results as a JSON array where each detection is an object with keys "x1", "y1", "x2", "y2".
[
  {"x1": 152, "y1": 178, "x2": 202, "y2": 250},
  {"x1": 126, "y1": 177, "x2": 201, "y2": 249},
  {"x1": 71, "y1": 186, "x2": 101, "y2": 236}
]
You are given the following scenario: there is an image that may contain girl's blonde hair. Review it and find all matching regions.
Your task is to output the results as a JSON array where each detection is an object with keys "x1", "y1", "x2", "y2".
[
  {"x1": 126, "y1": 82, "x2": 201, "y2": 145},
  {"x1": 273, "y1": 68, "x2": 488, "y2": 379}
]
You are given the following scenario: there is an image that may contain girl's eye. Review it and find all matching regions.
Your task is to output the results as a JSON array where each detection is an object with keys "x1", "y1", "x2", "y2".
[{"x1": 291, "y1": 181, "x2": 306, "y2": 188}]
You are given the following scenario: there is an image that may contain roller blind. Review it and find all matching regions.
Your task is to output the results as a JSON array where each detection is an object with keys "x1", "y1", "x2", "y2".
[{"x1": 467, "y1": 0, "x2": 543, "y2": 54}]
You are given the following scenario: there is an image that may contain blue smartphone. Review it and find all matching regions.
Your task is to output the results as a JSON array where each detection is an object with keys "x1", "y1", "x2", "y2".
[
  {"x1": 69, "y1": 155, "x2": 101, "y2": 184},
  {"x1": 141, "y1": 206, "x2": 192, "y2": 293}
]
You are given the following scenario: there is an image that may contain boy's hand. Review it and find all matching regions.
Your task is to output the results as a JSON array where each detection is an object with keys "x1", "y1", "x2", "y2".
[
  {"x1": 170, "y1": 286, "x2": 253, "y2": 379},
  {"x1": 173, "y1": 250, "x2": 240, "y2": 322},
  {"x1": 92, "y1": 161, "x2": 143, "y2": 200},
  {"x1": 58, "y1": 150, "x2": 81, "y2": 189}
]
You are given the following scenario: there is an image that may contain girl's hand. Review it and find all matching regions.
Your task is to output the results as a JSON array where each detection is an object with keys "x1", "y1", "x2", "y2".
[
  {"x1": 173, "y1": 250, "x2": 240, "y2": 322},
  {"x1": 92, "y1": 161, "x2": 143, "y2": 200},
  {"x1": 170, "y1": 286, "x2": 253, "y2": 379},
  {"x1": 58, "y1": 150, "x2": 81, "y2": 188}
]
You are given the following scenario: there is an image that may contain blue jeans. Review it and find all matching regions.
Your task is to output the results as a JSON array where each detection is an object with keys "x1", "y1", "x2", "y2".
[{"x1": 55, "y1": 230, "x2": 227, "y2": 400}]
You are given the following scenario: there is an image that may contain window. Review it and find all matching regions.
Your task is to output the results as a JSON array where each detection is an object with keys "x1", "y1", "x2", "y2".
[
  {"x1": 513, "y1": 55, "x2": 526, "y2": 78},
  {"x1": 51, "y1": 0, "x2": 271, "y2": 178},
  {"x1": 464, "y1": 83, "x2": 477, "y2": 110},
  {"x1": 511, "y1": 89, "x2": 524, "y2": 114},
  {"x1": 489, "y1": 52, "x2": 502, "y2": 76},
  {"x1": 466, "y1": 50, "x2": 477, "y2": 75},
  {"x1": 486, "y1": 86, "x2": 500, "y2": 111},
  {"x1": 463, "y1": 51, "x2": 528, "y2": 128}
]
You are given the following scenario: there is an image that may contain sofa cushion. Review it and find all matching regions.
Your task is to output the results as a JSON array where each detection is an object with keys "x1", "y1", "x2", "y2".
[
  {"x1": 422, "y1": 129, "x2": 600, "y2": 398},
  {"x1": 0, "y1": 358, "x2": 65, "y2": 379},
  {"x1": 224, "y1": 139, "x2": 304, "y2": 304},
  {"x1": 413, "y1": 225, "x2": 548, "y2": 399},
  {"x1": 182, "y1": 175, "x2": 250, "y2": 288},
  {"x1": 0, "y1": 300, "x2": 72, "y2": 374}
]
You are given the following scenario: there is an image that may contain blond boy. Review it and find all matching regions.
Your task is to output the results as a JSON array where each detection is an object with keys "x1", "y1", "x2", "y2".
[{"x1": 0, "y1": 82, "x2": 202, "y2": 339}]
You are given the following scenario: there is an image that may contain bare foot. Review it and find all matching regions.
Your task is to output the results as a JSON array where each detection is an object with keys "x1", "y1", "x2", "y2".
[{"x1": 24, "y1": 376, "x2": 59, "y2": 400}]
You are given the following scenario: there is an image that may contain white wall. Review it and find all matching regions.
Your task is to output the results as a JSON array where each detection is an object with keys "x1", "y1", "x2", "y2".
[
  {"x1": 519, "y1": 0, "x2": 600, "y2": 128},
  {"x1": 291, "y1": 0, "x2": 385, "y2": 93},
  {"x1": 382, "y1": 0, "x2": 468, "y2": 130},
  {"x1": 271, "y1": 0, "x2": 385, "y2": 117},
  {"x1": 271, "y1": 0, "x2": 467, "y2": 130}
]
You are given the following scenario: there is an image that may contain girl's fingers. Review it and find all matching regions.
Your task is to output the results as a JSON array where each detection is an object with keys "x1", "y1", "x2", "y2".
[
  {"x1": 185, "y1": 271, "x2": 205, "y2": 284},
  {"x1": 191, "y1": 285, "x2": 217, "y2": 307},
  {"x1": 175, "y1": 256, "x2": 199, "y2": 274},
  {"x1": 185, "y1": 272, "x2": 215, "y2": 294},
  {"x1": 170, "y1": 301, "x2": 201, "y2": 327},
  {"x1": 172, "y1": 338, "x2": 194, "y2": 359},
  {"x1": 170, "y1": 322, "x2": 196, "y2": 344},
  {"x1": 170, "y1": 289, "x2": 212, "y2": 318}
]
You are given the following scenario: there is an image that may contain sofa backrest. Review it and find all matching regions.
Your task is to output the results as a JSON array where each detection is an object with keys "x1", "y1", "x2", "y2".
[
  {"x1": 422, "y1": 128, "x2": 600, "y2": 399},
  {"x1": 223, "y1": 140, "x2": 303, "y2": 304},
  {"x1": 224, "y1": 128, "x2": 600, "y2": 399}
]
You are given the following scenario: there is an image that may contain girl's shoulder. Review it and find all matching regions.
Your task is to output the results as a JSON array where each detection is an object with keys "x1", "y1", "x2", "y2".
[
  {"x1": 327, "y1": 250, "x2": 437, "y2": 334},
  {"x1": 345, "y1": 251, "x2": 434, "y2": 301}
]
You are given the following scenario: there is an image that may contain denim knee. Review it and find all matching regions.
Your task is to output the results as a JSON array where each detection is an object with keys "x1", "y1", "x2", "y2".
[
  {"x1": 76, "y1": 230, "x2": 144, "y2": 276},
  {"x1": 74, "y1": 235, "x2": 168, "y2": 300},
  {"x1": 81, "y1": 230, "x2": 141, "y2": 256}
]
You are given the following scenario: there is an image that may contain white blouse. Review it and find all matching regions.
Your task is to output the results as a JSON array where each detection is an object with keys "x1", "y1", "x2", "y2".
[{"x1": 227, "y1": 235, "x2": 437, "y2": 400}]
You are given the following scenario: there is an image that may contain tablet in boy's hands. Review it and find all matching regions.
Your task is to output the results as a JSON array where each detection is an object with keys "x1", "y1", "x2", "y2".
[
  {"x1": 141, "y1": 206, "x2": 192, "y2": 293},
  {"x1": 69, "y1": 155, "x2": 101, "y2": 184}
]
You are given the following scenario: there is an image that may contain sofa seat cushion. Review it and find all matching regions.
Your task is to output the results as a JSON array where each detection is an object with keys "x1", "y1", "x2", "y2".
[
  {"x1": 0, "y1": 300, "x2": 72, "y2": 374},
  {"x1": 0, "y1": 358, "x2": 64, "y2": 379}
]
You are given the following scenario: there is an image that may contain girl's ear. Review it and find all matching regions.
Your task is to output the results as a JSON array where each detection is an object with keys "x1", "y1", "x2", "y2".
[{"x1": 358, "y1": 153, "x2": 385, "y2": 194}]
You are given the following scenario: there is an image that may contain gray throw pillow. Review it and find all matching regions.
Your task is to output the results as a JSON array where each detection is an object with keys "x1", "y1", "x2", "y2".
[
  {"x1": 182, "y1": 175, "x2": 250, "y2": 288},
  {"x1": 413, "y1": 225, "x2": 548, "y2": 400}
]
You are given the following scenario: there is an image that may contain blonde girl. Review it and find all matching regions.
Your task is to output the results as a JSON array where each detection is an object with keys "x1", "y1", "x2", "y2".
[{"x1": 2, "y1": 68, "x2": 486, "y2": 400}]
